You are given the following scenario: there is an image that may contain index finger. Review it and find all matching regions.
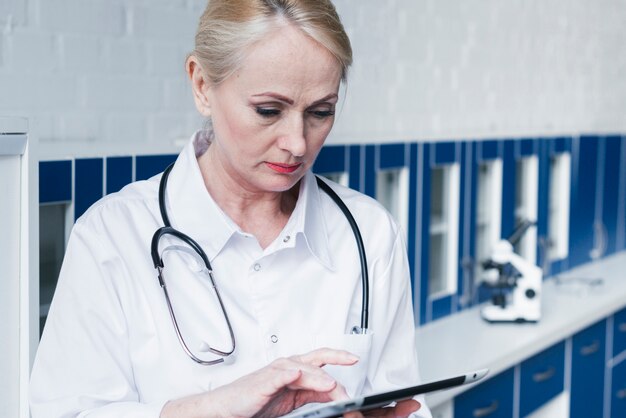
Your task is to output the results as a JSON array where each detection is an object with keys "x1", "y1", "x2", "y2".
[{"x1": 293, "y1": 348, "x2": 360, "y2": 368}]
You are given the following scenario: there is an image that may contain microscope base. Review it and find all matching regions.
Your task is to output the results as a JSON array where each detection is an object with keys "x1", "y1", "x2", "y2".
[{"x1": 481, "y1": 304, "x2": 540, "y2": 323}]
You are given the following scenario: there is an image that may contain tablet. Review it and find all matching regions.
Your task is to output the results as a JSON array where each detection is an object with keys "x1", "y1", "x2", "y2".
[{"x1": 281, "y1": 368, "x2": 489, "y2": 418}]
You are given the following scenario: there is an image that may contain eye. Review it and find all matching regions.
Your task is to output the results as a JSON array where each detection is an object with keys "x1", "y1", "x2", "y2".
[
  {"x1": 309, "y1": 109, "x2": 335, "y2": 119},
  {"x1": 256, "y1": 107, "x2": 281, "y2": 117}
]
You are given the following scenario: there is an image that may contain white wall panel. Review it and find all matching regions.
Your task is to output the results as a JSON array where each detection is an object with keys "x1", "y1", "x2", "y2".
[{"x1": 0, "y1": 0, "x2": 624, "y2": 158}]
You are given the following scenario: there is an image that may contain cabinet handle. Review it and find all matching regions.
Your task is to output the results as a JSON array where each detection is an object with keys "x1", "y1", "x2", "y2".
[
  {"x1": 473, "y1": 400, "x2": 499, "y2": 417},
  {"x1": 532, "y1": 367, "x2": 556, "y2": 383},
  {"x1": 617, "y1": 389, "x2": 626, "y2": 399},
  {"x1": 618, "y1": 322, "x2": 626, "y2": 333},
  {"x1": 580, "y1": 340, "x2": 600, "y2": 356}
]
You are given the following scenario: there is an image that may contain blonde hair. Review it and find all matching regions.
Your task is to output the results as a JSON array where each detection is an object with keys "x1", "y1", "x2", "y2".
[{"x1": 192, "y1": 0, "x2": 352, "y2": 84}]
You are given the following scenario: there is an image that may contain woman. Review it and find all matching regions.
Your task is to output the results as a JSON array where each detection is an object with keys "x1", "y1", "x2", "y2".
[{"x1": 30, "y1": 1, "x2": 430, "y2": 417}]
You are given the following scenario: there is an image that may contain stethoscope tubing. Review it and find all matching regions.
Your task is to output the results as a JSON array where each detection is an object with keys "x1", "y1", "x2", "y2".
[
  {"x1": 152, "y1": 162, "x2": 370, "y2": 365},
  {"x1": 314, "y1": 176, "x2": 369, "y2": 333}
]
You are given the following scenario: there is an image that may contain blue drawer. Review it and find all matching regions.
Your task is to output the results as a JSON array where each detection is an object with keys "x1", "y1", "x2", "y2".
[
  {"x1": 613, "y1": 307, "x2": 626, "y2": 357},
  {"x1": 520, "y1": 341, "x2": 565, "y2": 417},
  {"x1": 454, "y1": 368, "x2": 514, "y2": 418},
  {"x1": 570, "y1": 320, "x2": 607, "y2": 418},
  {"x1": 611, "y1": 360, "x2": 626, "y2": 418}
]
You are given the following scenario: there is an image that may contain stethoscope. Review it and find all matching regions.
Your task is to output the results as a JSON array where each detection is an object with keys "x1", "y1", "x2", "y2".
[{"x1": 151, "y1": 162, "x2": 370, "y2": 365}]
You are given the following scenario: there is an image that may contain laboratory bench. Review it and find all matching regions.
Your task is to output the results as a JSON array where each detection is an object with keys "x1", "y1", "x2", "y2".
[{"x1": 415, "y1": 250, "x2": 626, "y2": 418}]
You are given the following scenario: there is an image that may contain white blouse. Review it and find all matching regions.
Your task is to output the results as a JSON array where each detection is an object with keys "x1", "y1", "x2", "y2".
[{"x1": 30, "y1": 131, "x2": 431, "y2": 418}]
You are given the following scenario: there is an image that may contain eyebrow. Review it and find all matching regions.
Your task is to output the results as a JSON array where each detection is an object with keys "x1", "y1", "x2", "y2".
[{"x1": 251, "y1": 92, "x2": 338, "y2": 106}]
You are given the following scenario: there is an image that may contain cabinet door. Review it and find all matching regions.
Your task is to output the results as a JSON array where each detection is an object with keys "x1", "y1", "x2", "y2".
[
  {"x1": 611, "y1": 360, "x2": 626, "y2": 418},
  {"x1": 454, "y1": 368, "x2": 514, "y2": 418},
  {"x1": 570, "y1": 320, "x2": 606, "y2": 418},
  {"x1": 613, "y1": 307, "x2": 626, "y2": 357},
  {"x1": 520, "y1": 342, "x2": 565, "y2": 417}
]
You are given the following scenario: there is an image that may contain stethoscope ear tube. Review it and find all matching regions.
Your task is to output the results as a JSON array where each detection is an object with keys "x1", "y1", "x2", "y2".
[
  {"x1": 315, "y1": 176, "x2": 369, "y2": 333},
  {"x1": 159, "y1": 163, "x2": 175, "y2": 227}
]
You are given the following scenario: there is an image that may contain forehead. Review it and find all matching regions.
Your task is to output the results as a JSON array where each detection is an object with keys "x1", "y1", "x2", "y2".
[{"x1": 225, "y1": 24, "x2": 342, "y2": 100}]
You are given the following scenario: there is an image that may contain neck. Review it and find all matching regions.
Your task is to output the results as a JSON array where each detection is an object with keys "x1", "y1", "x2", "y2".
[{"x1": 197, "y1": 147, "x2": 300, "y2": 248}]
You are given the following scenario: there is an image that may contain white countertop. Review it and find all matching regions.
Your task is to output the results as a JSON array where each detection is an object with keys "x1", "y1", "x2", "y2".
[{"x1": 415, "y1": 251, "x2": 626, "y2": 407}]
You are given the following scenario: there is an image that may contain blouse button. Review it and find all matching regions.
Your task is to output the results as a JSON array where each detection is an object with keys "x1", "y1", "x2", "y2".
[
  {"x1": 283, "y1": 235, "x2": 291, "y2": 243},
  {"x1": 253, "y1": 263, "x2": 261, "y2": 271},
  {"x1": 270, "y1": 335, "x2": 278, "y2": 343}
]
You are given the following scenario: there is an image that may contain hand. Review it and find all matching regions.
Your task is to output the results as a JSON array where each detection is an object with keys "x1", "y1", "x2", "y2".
[
  {"x1": 344, "y1": 399, "x2": 421, "y2": 418},
  {"x1": 160, "y1": 348, "x2": 359, "y2": 418}
]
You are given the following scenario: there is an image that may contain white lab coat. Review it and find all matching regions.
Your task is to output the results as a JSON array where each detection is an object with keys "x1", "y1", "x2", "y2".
[{"x1": 30, "y1": 131, "x2": 431, "y2": 418}]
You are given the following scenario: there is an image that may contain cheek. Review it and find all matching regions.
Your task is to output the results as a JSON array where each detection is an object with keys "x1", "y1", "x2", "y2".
[
  {"x1": 306, "y1": 121, "x2": 334, "y2": 154},
  {"x1": 216, "y1": 111, "x2": 260, "y2": 154}
]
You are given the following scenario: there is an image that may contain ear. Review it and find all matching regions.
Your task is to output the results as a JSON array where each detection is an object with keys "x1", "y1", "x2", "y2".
[{"x1": 186, "y1": 56, "x2": 212, "y2": 117}]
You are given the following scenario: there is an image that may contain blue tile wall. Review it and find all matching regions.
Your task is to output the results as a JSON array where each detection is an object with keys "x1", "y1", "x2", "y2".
[
  {"x1": 501, "y1": 140, "x2": 516, "y2": 240},
  {"x1": 349, "y1": 145, "x2": 362, "y2": 192},
  {"x1": 459, "y1": 142, "x2": 475, "y2": 311},
  {"x1": 569, "y1": 136, "x2": 599, "y2": 268},
  {"x1": 106, "y1": 156, "x2": 133, "y2": 195},
  {"x1": 419, "y1": 142, "x2": 432, "y2": 324},
  {"x1": 433, "y1": 141, "x2": 457, "y2": 165},
  {"x1": 537, "y1": 137, "x2": 574, "y2": 275},
  {"x1": 518, "y1": 138, "x2": 535, "y2": 157},
  {"x1": 313, "y1": 145, "x2": 346, "y2": 174},
  {"x1": 39, "y1": 160, "x2": 72, "y2": 204},
  {"x1": 408, "y1": 143, "x2": 420, "y2": 314},
  {"x1": 379, "y1": 143, "x2": 405, "y2": 169},
  {"x1": 74, "y1": 158, "x2": 103, "y2": 220},
  {"x1": 478, "y1": 140, "x2": 501, "y2": 161},
  {"x1": 363, "y1": 144, "x2": 376, "y2": 198},
  {"x1": 601, "y1": 136, "x2": 621, "y2": 256},
  {"x1": 135, "y1": 154, "x2": 177, "y2": 181},
  {"x1": 39, "y1": 134, "x2": 626, "y2": 325},
  {"x1": 536, "y1": 139, "x2": 550, "y2": 270}
]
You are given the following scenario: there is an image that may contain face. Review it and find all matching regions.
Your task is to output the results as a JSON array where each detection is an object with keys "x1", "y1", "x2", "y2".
[{"x1": 191, "y1": 23, "x2": 342, "y2": 194}]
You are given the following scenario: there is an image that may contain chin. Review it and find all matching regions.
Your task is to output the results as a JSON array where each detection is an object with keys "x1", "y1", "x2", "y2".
[{"x1": 262, "y1": 173, "x2": 304, "y2": 193}]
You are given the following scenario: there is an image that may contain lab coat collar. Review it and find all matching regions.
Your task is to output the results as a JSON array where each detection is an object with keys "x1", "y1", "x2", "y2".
[
  {"x1": 166, "y1": 131, "x2": 238, "y2": 261},
  {"x1": 294, "y1": 171, "x2": 335, "y2": 271},
  {"x1": 165, "y1": 131, "x2": 334, "y2": 269}
]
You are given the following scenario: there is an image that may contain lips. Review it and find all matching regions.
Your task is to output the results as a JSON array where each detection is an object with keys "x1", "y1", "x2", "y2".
[{"x1": 265, "y1": 162, "x2": 302, "y2": 174}]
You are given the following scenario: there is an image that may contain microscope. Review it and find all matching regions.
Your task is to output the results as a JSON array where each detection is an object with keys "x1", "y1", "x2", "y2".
[{"x1": 480, "y1": 220, "x2": 542, "y2": 323}]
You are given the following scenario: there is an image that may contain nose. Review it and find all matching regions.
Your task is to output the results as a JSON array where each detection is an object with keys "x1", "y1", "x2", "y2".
[{"x1": 277, "y1": 114, "x2": 306, "y2": 158}]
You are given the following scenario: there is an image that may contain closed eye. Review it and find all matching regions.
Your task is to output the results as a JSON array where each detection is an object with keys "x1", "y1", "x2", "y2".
[
  {"x1": 309, "y1": 110, "x2": 335, "y2": 119},
  {"x1": 256, "y1": 107, "x2": 281, "y2": 117}
]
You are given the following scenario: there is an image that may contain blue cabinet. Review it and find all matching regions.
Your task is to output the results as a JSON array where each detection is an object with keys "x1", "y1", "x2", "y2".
[
  {"x1": 454, "y1": 368, "x2": 514, "y2": 418},
  {"x1": 570, "y1": 320, "x2": 607, "y2": 418},
  {"x1": 519, "y1": 341, "x2": 565, "y2": 417},
  {"x1": 611, "y1": 360, "x2": 626, "y2": 418},
  {"x1": 614, "y1": 307, "x2": 626, "y2": 357}
]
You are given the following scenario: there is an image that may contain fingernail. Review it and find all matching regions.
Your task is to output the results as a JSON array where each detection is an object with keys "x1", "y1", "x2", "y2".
[{"x1": 348, "y1": 354, "x2": 360, "y2": 362}]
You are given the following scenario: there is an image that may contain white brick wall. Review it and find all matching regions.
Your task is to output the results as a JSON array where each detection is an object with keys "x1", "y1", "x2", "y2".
[{"x1": 0, "y1": 0, "x2": 625, "y2": 158}]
